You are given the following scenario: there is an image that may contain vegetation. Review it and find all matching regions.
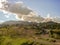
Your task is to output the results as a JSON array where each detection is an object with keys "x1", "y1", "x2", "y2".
[{"x1": 0, "y1": 21, "x2": 60, "y2": 45}]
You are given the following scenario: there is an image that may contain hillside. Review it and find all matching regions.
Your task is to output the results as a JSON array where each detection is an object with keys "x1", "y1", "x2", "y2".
[{"x1": 0, "y1": 21, "x2": 60, "y2": 45}]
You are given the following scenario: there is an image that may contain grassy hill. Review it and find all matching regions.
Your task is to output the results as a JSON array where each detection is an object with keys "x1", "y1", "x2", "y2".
[{"x1": 0, "y1": 21, "x2": 60, "y2": 45}]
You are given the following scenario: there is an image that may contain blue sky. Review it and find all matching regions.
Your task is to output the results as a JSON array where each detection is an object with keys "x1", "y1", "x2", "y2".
[
  {"x1": 0, "y1": 0, "x2": 60, "y2": 21},
  {"x1": 22, "y1": 0, "x2": 60, "y2": 17}
]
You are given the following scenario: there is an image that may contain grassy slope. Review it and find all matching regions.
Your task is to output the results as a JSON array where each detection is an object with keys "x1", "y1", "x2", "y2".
[{"x1": 0, "y1": 21, "x2": 60, "y2": 45}]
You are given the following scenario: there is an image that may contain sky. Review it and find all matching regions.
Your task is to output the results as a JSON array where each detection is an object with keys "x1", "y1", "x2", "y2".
[{"x1": 0, "y1": 0, "x2": 60, "y2": 22}]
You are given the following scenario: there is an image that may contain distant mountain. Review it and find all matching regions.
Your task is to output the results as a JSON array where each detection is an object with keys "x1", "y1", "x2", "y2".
[
  {"x1": 1, "y1": 17, "x2": 60, "y2": 26},
  {"x1": 1, "y1": 21, "x2": 30, "y2": 25},
  {"x1": 0, "y1": 20, "x2": 60, "y2": 29},
  {"x1": 1, "y1": 20, "x2": 39, "y2": 26}
]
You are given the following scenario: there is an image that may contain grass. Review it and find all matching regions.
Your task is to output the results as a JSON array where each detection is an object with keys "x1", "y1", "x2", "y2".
[
  {"x1": 0, "y1": 23, "x2": 60, "y2": 45},
  {"x1": 0, "y1": 36, "x2": 28, "y2": 45}
]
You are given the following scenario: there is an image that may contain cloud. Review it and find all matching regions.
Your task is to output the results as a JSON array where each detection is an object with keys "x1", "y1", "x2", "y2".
[
  {"x1": 0, "y1": 0, "x2": 32, "y2": 15},
  {"x1": 0, "y1": 0, "x2": 43, "y2": 22},
  {"x1": 0, "y1": 20, "x2": 4, "y2": 23},
  {"x1": 14, "y1": 14, "x2": 21, "y2": 20},
  {"x1": 0, "y1": 0, "x2": 35, "y2": 21},
  {"x1": 5, "y1": 15, "x2": 10, "y2": 18},
  {"x1": 47, "y1": 13, "x2": 50, "y2": 18}
]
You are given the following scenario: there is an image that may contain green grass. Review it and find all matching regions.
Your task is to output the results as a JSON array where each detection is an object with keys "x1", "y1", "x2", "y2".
[{"x1": 0, "y1": 36, "x2": 28, "y2": 45}]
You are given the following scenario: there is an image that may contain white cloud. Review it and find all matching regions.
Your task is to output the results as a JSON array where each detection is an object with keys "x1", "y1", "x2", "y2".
[
  {"x1": 14, "y1": 14, "x2": 20, "y2": 20},
  {"x1": 5, "y1": 15, "x2": 10, "y2": 18},
  {"x1": 0, "y1": 0, "x2": 43, "y2": 22},
  {"x1": 47, "y1": 13, "x2": 50, "y2": 18},
  {"x1": 0, "y1": 20, "x2": 4, "y2": 23},
  {"x1": 0, "y1": 0, "x2": 34, "y2": 20},
  {"x1": 0, "y1": 0, "x2": 6, "y2": 2},
  {"x1": 0, "y1": 0, "x2": 32, "y2": 15}
]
